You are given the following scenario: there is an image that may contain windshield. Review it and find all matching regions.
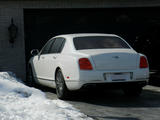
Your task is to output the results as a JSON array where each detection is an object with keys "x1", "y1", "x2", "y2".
[{"x1": 73, "y1": 36, "x2": 130, "y2": 50}]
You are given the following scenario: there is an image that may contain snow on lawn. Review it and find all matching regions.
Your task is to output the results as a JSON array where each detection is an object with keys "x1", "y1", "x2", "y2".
[{"x1": 0, "y1": 72, "x2": 92, "y2": 120}]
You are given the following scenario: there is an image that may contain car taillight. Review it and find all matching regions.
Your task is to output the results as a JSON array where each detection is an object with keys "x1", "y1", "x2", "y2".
[
  {"x1": 139, "y1": 56, "x2": 148, "y2": 68},
  {"x1": 79, "y1": 58, "x2": 93, "y2": 70}
]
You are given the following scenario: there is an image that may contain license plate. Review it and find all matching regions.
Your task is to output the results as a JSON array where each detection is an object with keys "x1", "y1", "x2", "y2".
[{"x1": 110, "y1": 73, "x2": 129, "y2": 81}]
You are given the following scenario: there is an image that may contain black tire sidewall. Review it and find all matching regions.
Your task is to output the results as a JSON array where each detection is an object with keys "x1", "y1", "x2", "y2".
[{"x1": 55, "y1": 69, "x2": 68, "y2": 99}]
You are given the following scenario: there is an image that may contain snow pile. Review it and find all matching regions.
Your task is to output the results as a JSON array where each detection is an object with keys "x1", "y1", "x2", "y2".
[{"x1": 0, "y1": 72, "x2": 92, "y2": 120}]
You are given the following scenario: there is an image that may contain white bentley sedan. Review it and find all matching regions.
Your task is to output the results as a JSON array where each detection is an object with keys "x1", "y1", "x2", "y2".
[{"x1": 28, "y1": 33, "x2": 149, "y2": 99}]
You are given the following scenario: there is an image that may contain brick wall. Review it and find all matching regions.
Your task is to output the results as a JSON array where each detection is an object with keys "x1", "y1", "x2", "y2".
[{"x1": 0, "y1": 0, "x2": 160, "y2": 80}]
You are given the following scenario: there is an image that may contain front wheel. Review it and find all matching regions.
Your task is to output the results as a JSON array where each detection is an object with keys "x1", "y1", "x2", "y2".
[
  {"x1": 26, "y1": 66, "x2": 35, "y2": 87},
  {"x1": 55, "y1": 69, "x2": 69, "y2": 99}
]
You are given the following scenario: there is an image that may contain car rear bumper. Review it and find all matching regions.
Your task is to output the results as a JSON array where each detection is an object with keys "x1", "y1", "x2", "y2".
[
  {"x1": 65, "y1": 79, "x2": 148, "y2": 90},
  {"x1": 81, "y1": 80, "x2": 148, "y2": 90},
  {"x1": 65, "y1": 69, "x2": 149, "y2": 90}
]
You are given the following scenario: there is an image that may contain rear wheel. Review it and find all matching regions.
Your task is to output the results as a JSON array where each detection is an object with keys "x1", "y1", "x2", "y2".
[
  {"x1": 55, "y1": 69, "x2": 69, "y2": 99},
  {"x1": 123, "y1": 85, "x2": 142, "y2": 96}
]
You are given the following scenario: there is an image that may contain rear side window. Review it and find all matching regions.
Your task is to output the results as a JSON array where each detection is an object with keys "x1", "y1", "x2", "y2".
[
  {"x1": 41, "y1": 39, "x2": 55, "y2": 55},
  {"x1": 49, "y1": 37, "x2": 65, "y2": 53},
  {"x1": 73, "y1": 36, "x2": 130, "y2": 50}
]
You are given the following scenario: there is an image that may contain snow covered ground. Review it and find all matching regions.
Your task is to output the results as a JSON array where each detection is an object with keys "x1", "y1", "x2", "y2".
[{"x1": 0, "y1": 72, "x2": 92, "y2": 120}]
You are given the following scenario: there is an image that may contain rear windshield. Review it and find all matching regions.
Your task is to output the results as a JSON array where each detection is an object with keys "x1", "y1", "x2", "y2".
[{"x1": 73, "y1": 36, "x2": 130, "y2": 50}]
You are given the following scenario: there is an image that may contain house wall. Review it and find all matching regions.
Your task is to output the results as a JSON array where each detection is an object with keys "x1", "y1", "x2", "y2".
[{"x1": 0, "y1": 0, "x2": 160, "y2": 80}]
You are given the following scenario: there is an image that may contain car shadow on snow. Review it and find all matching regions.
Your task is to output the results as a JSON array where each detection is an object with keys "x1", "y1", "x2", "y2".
[{"x1": 32, "y1": 84, "x2": 56, "y2": 93}]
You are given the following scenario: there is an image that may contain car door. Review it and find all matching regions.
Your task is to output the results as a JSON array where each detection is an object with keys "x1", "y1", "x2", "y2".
[
  {"x1": 48, "y1": 37, "x2": 66, "y2": 81},
  {"x1": 33, "y1": 39, "x2": 55, "y2": 80}
]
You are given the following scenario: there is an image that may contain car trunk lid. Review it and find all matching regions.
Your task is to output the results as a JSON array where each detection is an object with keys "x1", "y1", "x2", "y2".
[{"x1": 78, "y1": 49, "x2": 138, "y2": 70}]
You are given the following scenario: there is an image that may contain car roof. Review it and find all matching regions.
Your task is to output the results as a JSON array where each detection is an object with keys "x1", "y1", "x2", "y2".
[{"x1": 54, "y1": 33, "x2": 119, "y2": 39}]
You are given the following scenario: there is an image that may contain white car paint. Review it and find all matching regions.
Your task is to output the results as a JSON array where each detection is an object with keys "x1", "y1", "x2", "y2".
[{"x1": 29, "y1": 33, "x2": 149, "y2": 90}]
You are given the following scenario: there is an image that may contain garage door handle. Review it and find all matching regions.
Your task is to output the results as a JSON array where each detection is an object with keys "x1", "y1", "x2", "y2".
[{"x1": 53, "y1": 56, "x2": 56, "y2": 59}]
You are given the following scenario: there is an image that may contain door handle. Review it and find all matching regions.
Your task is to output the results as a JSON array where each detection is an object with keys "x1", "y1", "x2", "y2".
[{"x1": 41, "y1": 56, "x2": 45, "y2": 59}]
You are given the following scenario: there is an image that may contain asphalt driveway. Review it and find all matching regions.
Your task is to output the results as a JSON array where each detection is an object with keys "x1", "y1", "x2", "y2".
[{"x1": 42, "y1": 85, "x2": 160, "y2": 120}]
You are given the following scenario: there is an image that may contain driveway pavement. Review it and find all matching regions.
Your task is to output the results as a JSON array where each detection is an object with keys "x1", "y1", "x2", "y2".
[{"x1": 43, "y1": 85, "x2": 160, "y2": 120}]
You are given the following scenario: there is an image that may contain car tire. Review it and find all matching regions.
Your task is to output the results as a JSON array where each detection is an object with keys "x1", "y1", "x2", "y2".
[
  {"x1": 55, "y1": 69, "x2": 69, "y2": 100},
  {"x1": 123, "y1": 85, "x2": 142, "y2": 96},
  {"x1": 27, "y1": 65, "x2": 36, "y2": 87}
]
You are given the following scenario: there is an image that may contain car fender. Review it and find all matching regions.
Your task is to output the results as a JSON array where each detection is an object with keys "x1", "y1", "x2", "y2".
[{"x1": 54, "y1": 55, "x2": 80, "y2": 81}]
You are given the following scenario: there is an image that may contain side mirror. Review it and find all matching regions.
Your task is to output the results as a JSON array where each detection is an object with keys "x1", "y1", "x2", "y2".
[{"x1": 31, "y1": 49, "x2": 39, "y2": 56}]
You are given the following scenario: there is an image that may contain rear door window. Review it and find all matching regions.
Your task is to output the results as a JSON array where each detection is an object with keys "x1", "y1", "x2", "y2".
[
  {"x1": 73, "y1": 36, "x2": 130, "y2": 50},
  {"x1": 49, "y1": 37, "x2": 65, "y2": 53},
  {"x1": 41, "y1": 39, "x2": 55, "y2": 55}
]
